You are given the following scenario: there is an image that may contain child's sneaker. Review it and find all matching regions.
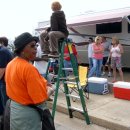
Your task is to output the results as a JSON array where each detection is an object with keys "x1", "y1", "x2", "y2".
[
  {"x1": 101, "y1": 72, "x2": 105, "y2": 76},
  {"x1": 108, "y1": 72, "x2": 112, "y2": 77}
]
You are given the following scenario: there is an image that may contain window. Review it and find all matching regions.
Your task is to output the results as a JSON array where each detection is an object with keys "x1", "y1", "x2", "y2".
[
  {"x1": 128, "y1": 16, "x2": 130, "y2": 33},
  {"x1": 96, "y1": 22, "x2": 122, "y2": 34}
]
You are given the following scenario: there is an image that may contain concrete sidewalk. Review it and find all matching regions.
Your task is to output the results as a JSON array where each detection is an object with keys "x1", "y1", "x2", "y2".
[
  {"x1": 48, "y1": 91, "x2": 130, "y2": 130},
  {"x1": 55, "y1": 110, "x2": 110, "y2": 130}
]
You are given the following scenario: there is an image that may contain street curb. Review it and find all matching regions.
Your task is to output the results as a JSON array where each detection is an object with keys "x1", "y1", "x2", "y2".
[{"x1": 47, "y1": 102, "x2": 130, "y2": 130}]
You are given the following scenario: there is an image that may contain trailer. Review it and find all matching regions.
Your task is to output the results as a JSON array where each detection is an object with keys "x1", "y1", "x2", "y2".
[{"x1": 35, "y1": 7, "x2": 130, "y2": 68}]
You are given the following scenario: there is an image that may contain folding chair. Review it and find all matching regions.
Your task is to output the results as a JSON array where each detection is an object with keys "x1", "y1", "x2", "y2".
[{"x1": 67, "y1": 65, "x2": 89, "y2": 101}]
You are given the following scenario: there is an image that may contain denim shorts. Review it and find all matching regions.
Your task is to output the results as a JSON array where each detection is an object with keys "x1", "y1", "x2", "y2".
[{"x1": 111, "y1": 57, "x2": 122, "y2": 69}]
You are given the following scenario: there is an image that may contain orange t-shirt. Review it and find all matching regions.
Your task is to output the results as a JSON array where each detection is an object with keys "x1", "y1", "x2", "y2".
[{"x1": 5, "y1": 57, "x2": 48, "y2": 105}]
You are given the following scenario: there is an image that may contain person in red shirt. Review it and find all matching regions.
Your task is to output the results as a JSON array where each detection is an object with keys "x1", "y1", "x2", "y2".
[{"x1": 64, "y1": 43, "x2": 78, "y2": 76}]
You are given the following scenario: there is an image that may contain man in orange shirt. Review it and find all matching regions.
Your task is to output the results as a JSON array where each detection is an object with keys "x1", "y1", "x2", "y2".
[{"x1": 5, "y1": 32, "x2": 55, "y2": 130}]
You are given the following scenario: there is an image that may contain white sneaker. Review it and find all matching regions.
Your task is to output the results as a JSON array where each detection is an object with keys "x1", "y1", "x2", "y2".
[
  {"x1": 101, "y1": 72, "x2": 105, "y2": 76},
  {"x1": 108, "y1": 72, "x2": 112, "y2": 77}
]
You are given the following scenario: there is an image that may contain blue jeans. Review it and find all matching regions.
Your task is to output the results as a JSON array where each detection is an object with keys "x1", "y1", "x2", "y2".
[
  {"x1": 88, "y1": 57, "x2": 93, "y2": 70},
  {"x1": 64, "y1": 57, "x2": 78, "y2": 76},
  {"x1": 0, "y1": 80, "x2": 8, "y2": 115},
  {"x1": 64, "y1": 60, "x2": 72, "y2": 76},
  {"x1": 88, "y1": 58, "x2": 103, "y2": 77}
]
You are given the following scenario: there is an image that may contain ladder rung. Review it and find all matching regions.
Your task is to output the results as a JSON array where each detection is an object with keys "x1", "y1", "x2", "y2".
[
  {"x1": 67, "y1": 76, "x2": 78, "y2": 80},
  {"x1": 59, "y1": 77, "x2": 69, "y2": 80},
  {"x1": 69, "y1": 76, "x2": 78, "y2": 78},
  {"x1": 49, "y1": 73, "x2": 58, "y2": 77},
  {"x1": 62, "y1": 68, "x2": 73, "y2": 71},
  {"x1": 69, "y1": 106, "x2": 83, "y2": 113},
  {"x1": 66, "y1": 94, "x2": 80, "y2": 99},
  {"x1": 64, "y1": 81, "x2": 76, "y2": 85},
  {"x1": 60, "y1": 76, "x2": 78, "y2": 80}
]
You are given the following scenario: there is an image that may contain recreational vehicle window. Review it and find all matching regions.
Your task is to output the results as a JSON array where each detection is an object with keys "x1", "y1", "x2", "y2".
[
  {"x1": 96, "y1": 22, "x2": 122, "y2": 34},
  {"x1": 128, "y1": 16, "x2": 130, "y2": 33}
]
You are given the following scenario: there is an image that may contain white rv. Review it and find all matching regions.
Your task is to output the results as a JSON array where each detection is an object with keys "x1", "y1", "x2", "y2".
[{"x1": 35, "y1": 7, "x2": 130, "y2": 68}]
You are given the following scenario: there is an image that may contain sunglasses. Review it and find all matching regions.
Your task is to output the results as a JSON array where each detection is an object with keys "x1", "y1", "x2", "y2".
[{"x1": 28, "y1": 44, "x2": 38, "y2": 48}]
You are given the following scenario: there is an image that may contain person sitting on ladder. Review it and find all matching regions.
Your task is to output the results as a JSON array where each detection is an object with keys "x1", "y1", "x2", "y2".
[{"x1": 40, "y1": 1, "x2": 69, "y2": 57}]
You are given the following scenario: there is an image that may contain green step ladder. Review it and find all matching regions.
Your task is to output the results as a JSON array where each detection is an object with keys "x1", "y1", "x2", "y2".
[{"x1": 47, "y1": 38, "x2": 90, "y2": 125}]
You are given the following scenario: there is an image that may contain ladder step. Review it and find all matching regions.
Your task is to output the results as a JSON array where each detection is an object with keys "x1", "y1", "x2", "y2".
[
  {"x1": 69, "y1": 106, "x2": 83, "y2": 113},
  {"x1": 59, "y1": 76, "x2": 78, "y2": 80},
  {"x1": 66, "y1": 94, "x2": 80, "y2": 99},
  {"x1": 62, "y1": 68, "x2": 73, "y2": 71},
  {"x1": 68, "y1": 76, "x2": 78, "y2": 79},
  {"x1": 59, "y1": 77, "x2": 69, "y2": 80},
  {"x1": 64, "y1": 81, "x2": 76, "y2": 85},
  {"x1": 49, "y1": 73, "x2": 58, "y2": 77}
]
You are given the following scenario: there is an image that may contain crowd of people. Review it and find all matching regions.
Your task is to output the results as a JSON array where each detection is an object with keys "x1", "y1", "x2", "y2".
[
  {"x1": 88, "y1": 36, "x2": 124, "y2": 82},
  {"x1": 0, "y1": 1, "x2": 125, "y2": 130}
]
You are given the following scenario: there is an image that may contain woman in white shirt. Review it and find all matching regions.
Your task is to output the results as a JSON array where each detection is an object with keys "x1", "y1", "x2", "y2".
[{"x1": 110, "y1": 37, "x2": 124, "y2": 82}]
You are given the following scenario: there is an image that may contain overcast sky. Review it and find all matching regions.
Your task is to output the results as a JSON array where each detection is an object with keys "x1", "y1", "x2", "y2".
[{"x1": 0, "y1": 0, "x2": 130, "y2": 39}]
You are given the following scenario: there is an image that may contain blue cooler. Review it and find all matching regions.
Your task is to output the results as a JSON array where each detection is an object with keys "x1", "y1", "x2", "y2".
[{"x1": 88, "y1": 77, "x2": 109, "y2": 94}]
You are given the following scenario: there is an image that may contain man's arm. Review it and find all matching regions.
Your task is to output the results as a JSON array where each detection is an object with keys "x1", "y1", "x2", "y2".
[
  {"x1": 0, "y1": 68, "x2": 5, "y2": 79},
  {"x1": 34, "y1": 57, "x2": 48, "y2": 62}
]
